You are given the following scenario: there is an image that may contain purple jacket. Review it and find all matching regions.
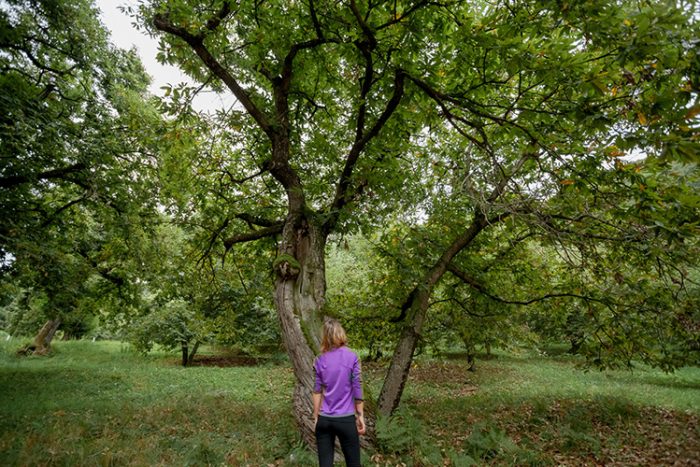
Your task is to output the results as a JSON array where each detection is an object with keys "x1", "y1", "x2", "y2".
[{"x1": 313, "y1": 346, "x2": 363, "y2": 417}]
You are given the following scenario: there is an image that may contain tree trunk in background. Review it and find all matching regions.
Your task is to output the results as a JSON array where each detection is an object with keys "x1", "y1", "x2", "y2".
[
  {"x1": 181, "y1": 342, "x2": 188, "y2": 367},
  {"x1": 188, "y1": 340, "x2": 200, "y2": 365},
  {"x1": 274, "y1": 215, "x2": 326, "y2": 448},
  {"x1": 32, "y1": 318, "x2": 61, "y2": 355}
]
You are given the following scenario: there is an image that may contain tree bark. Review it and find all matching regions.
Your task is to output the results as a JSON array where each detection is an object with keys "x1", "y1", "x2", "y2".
[
  {"x1": 188, "y1": 340, "x2": 201, "y2": 365},
  {"x1": 377, "y1": 289, "x2": 431, "y2": 417},
  {"x1": 377, "y1": 214, "x2": 489, "y2": 416},
  {"x1": 32, "y1": 318, "x2": 61, "y2": 355},
  {"x1": 274, "y1": 215, "x2": 326, "y2": 448}
]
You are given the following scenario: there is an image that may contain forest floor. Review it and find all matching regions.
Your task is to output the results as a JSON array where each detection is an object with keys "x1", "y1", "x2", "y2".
[{"x1": 0, "y1": 339, "x2": 698, "y2": 466}]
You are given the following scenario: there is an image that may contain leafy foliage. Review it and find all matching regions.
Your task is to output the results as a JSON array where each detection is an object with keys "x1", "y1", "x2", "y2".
[{"x1": 0, "y1": 0, "x2": 164, "y2": 340}]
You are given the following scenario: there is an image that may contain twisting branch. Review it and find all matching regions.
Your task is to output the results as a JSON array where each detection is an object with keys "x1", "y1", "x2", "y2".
[
  {"x1": 152, "y1": 13, "x2": 275, "y2": 139},
  {"x1": 327, "y1": 70, "x2": 406, "y2": 228},
  {"x1": 446, "y1": 262, "x2": 608, "y2": 306},
  {"x1": 279, "y1": 37, "x2": 339, "y2": 98},
  {"x1": 223, "y1": 223, "x2": 284, "y2": 251}
]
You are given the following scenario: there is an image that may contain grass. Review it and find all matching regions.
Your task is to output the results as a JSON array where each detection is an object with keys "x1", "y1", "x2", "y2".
[
  {"x1": 1, "y1": 340, "x2": 698, "y2": 466},
  {"x1": 368, "y1": 349, "x2": 700, "y2": 465},
  {"x1": 0, "y1": 339, "x2": 302, "y2": 466}
]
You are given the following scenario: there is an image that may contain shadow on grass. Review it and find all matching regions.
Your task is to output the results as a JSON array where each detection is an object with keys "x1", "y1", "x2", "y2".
[{"x1": 0, "y1": 366, "x2": 130, "y2": 417}]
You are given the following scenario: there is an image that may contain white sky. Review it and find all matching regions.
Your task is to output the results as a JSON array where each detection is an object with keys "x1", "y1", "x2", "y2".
[{"x1": 96, "y1": 0, "x2": 233, "y2": 112}]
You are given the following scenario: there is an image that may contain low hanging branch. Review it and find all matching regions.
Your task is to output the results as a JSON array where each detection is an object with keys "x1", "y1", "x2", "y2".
[
  {"x1": 446, "y1": 262, "x2": 609, "y2": 307},
  {"x1": 222, "y1": 223, "x2": 284, "y2": 251}
]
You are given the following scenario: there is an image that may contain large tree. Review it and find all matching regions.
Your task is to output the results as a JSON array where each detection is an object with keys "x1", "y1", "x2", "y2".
[
  {"x1": 0, "y1": 0, "x2": 162, "y2": 351},
  {"x1": 136, "y1": 0, "x2": 699, "y2": 445}
]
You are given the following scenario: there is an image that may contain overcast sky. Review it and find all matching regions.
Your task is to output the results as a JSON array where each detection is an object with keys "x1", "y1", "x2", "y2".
[{"x1": 96, "y1": 0, "x2": 232, "y2": 112}]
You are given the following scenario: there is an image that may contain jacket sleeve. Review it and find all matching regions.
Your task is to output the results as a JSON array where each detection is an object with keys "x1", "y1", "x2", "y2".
[
  {"x1": 313, "y1": 357, "x2": 323, "y2": 393},
  {"x1": 352, "y1": 355, "x2": 363, "y2": 400}
]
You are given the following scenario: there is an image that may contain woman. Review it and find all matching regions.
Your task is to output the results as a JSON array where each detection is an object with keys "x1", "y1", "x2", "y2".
[{"x1": 312, "y1": 318, "x2": 365, "y2": 467}]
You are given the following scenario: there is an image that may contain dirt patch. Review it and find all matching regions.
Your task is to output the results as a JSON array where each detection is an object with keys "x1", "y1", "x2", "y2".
[
  {"x1": 188, "y1": 355, "x2": 264, "y2": 367},
  {"x1": 409, "y1": 360, "x2": 477, "y2": 385}
]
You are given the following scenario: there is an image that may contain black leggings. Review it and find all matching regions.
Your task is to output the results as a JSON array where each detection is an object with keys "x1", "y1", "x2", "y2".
[{"x1": 315, "y1": 415, "x2": 361, "y2": 467}]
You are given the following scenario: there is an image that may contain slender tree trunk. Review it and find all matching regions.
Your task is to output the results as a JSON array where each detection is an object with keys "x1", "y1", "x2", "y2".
[
  {"x1": 273, "y1": 215, "x2": 326, "y2": 448},
  {"x1": 181, "y1": 342, "x2": 188, "y2": 367},
  {"x1": 377, "y1": 289, "x2": 432, "y2": 416},
  {"x1": 377, "y1": 214, "x2": 489, "y2": 416},
  {"x1": 32, "y1": 318, "x2": 61, "y2": 355},
  {"x1": 188, "y1": 340, "x2": 200, "y2": 365}
]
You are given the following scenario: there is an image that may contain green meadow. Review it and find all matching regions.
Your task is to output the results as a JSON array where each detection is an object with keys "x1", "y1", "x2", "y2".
[{"x1": 1, "y1": 340, "x2": 698, "y2": 466}]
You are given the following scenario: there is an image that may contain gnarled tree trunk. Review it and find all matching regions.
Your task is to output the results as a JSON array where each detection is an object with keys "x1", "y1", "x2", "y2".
[{"x1": 274, "y1": 215, "x2": 326, "y2": 448}]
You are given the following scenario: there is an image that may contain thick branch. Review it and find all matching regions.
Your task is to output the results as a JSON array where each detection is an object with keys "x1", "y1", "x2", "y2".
[
  {"x1": 349, "y1": 0, "x2": 377, "y2": 48},
  {"x1": 391, "y1": 210, "x2": 492, "y2": 323},
  {"x1": 205, "y1": 2, "x2": 232, "y2": 31},
  {"x1": 308, "y1": 0, "x2": 324, "y2": 38},
  {"x1": 353, "y1": 42, "x2": 375, "y2": 143},
  {"x1": 152, "y1": 13, "x2": 274, "y2": 138},
  {"x1": 234, "y1": 213, "x2": 280, "y2": 228},
  {"x1": 327, "y1": 70, "x2": 406, "y2": 228},
  {"x1": 0, "y1": 163, "x2": 86, "y2": 188},
  {"x1": 76, "y1": 249, "x2": 125, "y2": 287},
  {"x1": 223, "y1": 223, "x2": 284, "y2": 250}
]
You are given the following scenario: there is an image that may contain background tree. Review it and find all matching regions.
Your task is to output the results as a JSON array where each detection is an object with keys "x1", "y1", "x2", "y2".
[{"x1": 0, "y1": 0, "x2": 164, "y2": 351}]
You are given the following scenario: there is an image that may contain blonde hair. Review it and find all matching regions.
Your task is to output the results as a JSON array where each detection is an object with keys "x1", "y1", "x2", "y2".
[{"x1": 320, "y1": 318, "x2": 348, "y2": 353}]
